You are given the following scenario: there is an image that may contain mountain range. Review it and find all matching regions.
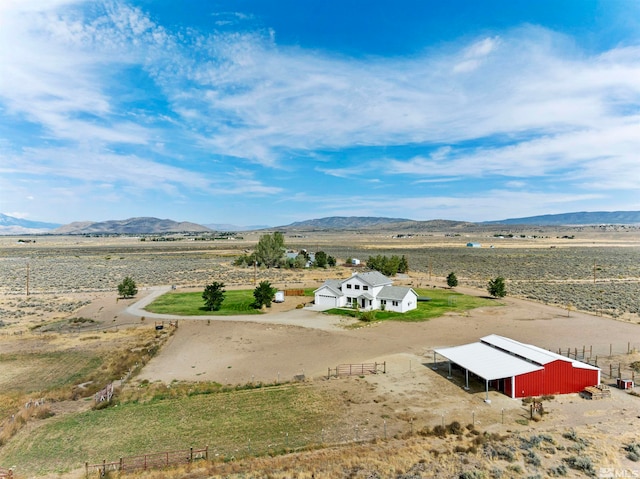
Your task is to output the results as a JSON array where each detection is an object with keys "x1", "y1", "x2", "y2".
[
  {"x1": 1, "y1": 210, "x2": 639, "y2": 235},
  {"x1": 0, "y1": 213, "x2": 61, "y2": 235},
  {"x1": 52, "y1": 217, "x2": 211, "y2": 235}
]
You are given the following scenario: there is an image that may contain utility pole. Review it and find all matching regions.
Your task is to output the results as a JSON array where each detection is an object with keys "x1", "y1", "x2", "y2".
[{"x1": 26, "y1": 262, "x2": 30, "y2": 296}]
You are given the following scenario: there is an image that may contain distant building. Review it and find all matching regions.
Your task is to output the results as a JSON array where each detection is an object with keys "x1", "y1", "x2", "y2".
[
  {"x1": 466, "y1": 242, "x2": 481, "y2": 248},
  {"x1": 314, "y1": 271, "x2": 418, "y2": 313}
]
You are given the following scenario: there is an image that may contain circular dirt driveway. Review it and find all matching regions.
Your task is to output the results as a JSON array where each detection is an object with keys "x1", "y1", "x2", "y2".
[{"x1": 130, "y1": 286, "x2": 640, "y2": 386}]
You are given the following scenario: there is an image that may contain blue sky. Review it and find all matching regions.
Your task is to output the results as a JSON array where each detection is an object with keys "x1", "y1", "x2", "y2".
[{"x1": 1, "y1": 1, "x2": 639, "y2": 226}]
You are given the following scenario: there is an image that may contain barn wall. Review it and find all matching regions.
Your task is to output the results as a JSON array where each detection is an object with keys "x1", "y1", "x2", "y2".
[{"x1": 513, "y1": 360, "x2": 599, "y2": 398}]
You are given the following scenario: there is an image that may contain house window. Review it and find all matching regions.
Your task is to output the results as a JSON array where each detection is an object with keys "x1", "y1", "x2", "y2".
[
  {"x1": 363, "y1": 285, "x2": 369, "y2": 291},
  {"x1": 354, "y1": 284, "x2": 360, "y2": 290},
  {"x1": 346, "y1": 284, "x2": 352, "y2": 289},
  {"x1": 392, "y1": 301, "x2": 399, "y2": 306},
  {"x1": 380, "y1": 300, "x2": 387, "y2": 305}
]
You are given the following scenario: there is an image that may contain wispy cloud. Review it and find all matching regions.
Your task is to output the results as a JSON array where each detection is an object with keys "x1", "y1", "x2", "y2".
[{"x1": 0, "y1": 1, "x2": 638, "y2": 223}]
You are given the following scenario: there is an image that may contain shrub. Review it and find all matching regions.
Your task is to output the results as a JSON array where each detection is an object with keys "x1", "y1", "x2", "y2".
[
  {"x1": 563, "y1": 456, "x2": 595, "y2": 476},
  {"x1": 547, "y1": 464, "x2": 568, "y2": 476},
  {"x1": 460, "y1": 471, "x2": 485, "y2": 479},
  {"x1": 447, "y1": 421, "x2": 464, "y2": 435},
  {"x1": 525, "y1": 450, "x2": 541, "y2": 467},
  {"x1": 624, "y1": 442, "x2": 640, "y2": 462}
]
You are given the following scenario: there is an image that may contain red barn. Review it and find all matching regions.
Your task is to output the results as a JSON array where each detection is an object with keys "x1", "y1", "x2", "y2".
[{"x1": 435, "y1": 334, "x2": 600, "y2": 400}]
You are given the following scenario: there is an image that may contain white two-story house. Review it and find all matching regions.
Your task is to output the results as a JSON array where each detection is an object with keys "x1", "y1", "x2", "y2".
[{"x1": 314, "y1": 271, "x2": 418, "y2": 313}]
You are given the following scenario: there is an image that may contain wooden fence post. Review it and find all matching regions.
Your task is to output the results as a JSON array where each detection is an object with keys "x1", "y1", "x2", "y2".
[
  {"x1": 205, "y1": 445, "x2": 209, "y2": 460},
  {"x1": 85, "y1": 462, "x2": 88, "y2": 479},
  {"x1": 119, "y1": 457, "x2": 123, "y2": 471},
  {"x1": 190, "y1": 447, "x2": 193, "y2": 462}
]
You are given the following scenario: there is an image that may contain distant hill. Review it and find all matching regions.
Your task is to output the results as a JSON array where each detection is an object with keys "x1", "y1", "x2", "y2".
[
  {"x1": 53, "y1": 217, "x2": 212, "y2": 234},
  {"x1": 486, "y1": 211, "x2": 640, "y2": 226},
  {"x1": 282, "y1": 216, "x2": 412, "y2": 230},
  {"x1": 0, "y1": 214, "x2": 61, "y2": 235},
  {"x1": 204, "y1": 223, "x2": 270, "y2": 232},
  {"x1": 279, "y1": 216, "x2": 476, "y2": 231}
]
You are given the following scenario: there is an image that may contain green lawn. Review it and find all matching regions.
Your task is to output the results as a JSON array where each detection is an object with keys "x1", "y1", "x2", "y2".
[
  {"x1": 0, "y1": 384, "x2": 339, "y2": 475},
  {"x1": 325, "y1": 287, "x2": 500, "y2": 322},
  {"x1": 145, "y1": 289, "x2": 262, "y2": 316}
]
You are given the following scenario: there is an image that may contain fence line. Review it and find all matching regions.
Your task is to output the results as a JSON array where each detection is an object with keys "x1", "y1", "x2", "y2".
[
  {"x1": 86, "y1": 446, "x2": 208, "y2": 477},
  {"x1": 555, "y1": 343, "x2": 639, "y2": 381},
  {"x1": 327, "y1": 362, "x2": 386, "y2": 378}
]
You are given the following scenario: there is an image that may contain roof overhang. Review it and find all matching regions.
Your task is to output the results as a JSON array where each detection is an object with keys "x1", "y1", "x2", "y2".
[{"x1": 435, "y1": 342, "x2": 543, "y2": 381}]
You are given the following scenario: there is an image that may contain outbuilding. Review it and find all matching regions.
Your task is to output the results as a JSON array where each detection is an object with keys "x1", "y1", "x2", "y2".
[{"x1": 435, "y1": 334, "x2": 600, "y2": 400}]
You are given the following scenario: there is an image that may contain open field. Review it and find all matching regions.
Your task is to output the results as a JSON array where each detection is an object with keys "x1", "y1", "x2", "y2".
[{"x1": 0, "y1": 230, "x2": 640, "y2": 477}]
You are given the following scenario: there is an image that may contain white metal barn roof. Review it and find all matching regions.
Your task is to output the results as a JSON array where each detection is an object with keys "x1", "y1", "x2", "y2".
[
  {"x1": 434, "y1": 342, "x2": 543, "y2": 381},
  {"x1": 481, "y1": 334, "x2": 599, "y2": 371}
]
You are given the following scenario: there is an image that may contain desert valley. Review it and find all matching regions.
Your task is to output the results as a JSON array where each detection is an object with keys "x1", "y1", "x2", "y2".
[{"x1": 0, "y1": 219, "x2": 639, "y2": 479}]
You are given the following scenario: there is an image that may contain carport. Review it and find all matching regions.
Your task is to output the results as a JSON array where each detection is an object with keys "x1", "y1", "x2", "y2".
[{"x1": 434, "y1": 341, "x2": 543, "y2": 402}]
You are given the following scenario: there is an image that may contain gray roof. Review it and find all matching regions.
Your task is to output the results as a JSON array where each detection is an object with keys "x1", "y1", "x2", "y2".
[
  {"x1": 357, "y1": 292, "x2": 375, "y2": 300},
  {"x1": 353, "y1": 271, "x2": 393, "y2": 287},
  {"x1": 377, "y1": 285, "x2": 416, "y2": 301},
  {"x1": 314, "y1": 279, "x2": 343, "y2": 296}
]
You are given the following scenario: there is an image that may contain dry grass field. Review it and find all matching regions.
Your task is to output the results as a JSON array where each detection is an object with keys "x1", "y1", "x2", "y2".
[{"x1": 0, "y1": 228, "x2": 639, "y2": 478}]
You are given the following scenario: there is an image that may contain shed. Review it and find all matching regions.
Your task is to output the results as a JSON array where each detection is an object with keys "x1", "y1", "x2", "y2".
[{"x1": 435, "y1": 334, "x2": 600, "y2": 401}]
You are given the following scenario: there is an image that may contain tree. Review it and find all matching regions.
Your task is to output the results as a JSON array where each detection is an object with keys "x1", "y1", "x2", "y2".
[
  {"x1": 254, "y1": 232, "x2": 285, "y2": 267},
  {"x1": 253, "y1": 280, "x2": 277, "y2": 309},
  {"x1": 117, "y1": 276, "x2": 138, "y2": 298},
  {"x1": 327, "y1": 255, "x2": 337, "y2": 267},
  {"x1": 487, "y1": 276, "x2": 507, "y2": 298},
  {"x1": 203, "y1": 281, "x2": 226, "y2": 311},
  {"x1": 446, "y1": 272, "x2": 458, "y2": 288},
  {"x1": 367, "y1": 254, "x2": 405, "y2": 276},
  {"x1": 398, "y1": 255, "x2": 409, "y2": 274},
  {"x1": 314, "y1": 251, "x2": 328, "y2": 268}
]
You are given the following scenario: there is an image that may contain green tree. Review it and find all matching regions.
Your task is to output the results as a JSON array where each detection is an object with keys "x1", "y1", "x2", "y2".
[
  {"x1": 254, "y1": 232, "x2": 285, "y2": 267},
  {"x1": 314, "y1": 251, "x2": 328, "y2": 268},
  {"x1": 487, "y1": 276, "x2": 507, "y2": 298},
  {"x1": 202, "y1": 281, "x2": 226, "y2": 311},
  {"x1": 253, "y1": 280, "x2": 277, "y2": 309},
  {"x1": 398, "y1": 255, "x2": 409, "y2": 274},
  {"x1": 117, "y1": 276, "x2": 138, "y2": 298},
  {"x1": 327, "y1": 255, "x2": 337, "y2": 267},
  {"x1": 446, "y1": 272, "x2": 458, "y2": 288},
  {"x1": 294, "y1": 253, "x2": 308, "y2": 268}
]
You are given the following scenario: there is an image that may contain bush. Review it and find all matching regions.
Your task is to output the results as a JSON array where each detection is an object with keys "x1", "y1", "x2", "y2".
[
  {"x1": 624, "y1": 442, "x2": 640, "y2": 462},
  {"x1": 547, "y1": 464, "x2": 567, "y2": 476},
  {"x1": 563, "y1": 456, "x2": 595, "y2": 476},
  {"x1": 359, "y1": 310, "x2": 376, "y2": 322}
]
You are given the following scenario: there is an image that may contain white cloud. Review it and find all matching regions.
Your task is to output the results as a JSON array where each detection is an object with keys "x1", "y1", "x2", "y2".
[{"x1": 1, "y1": 2, "x2": 639, "y2": 222}]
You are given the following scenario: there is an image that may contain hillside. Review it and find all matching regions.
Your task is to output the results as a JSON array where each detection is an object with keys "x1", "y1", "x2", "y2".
[
  {"x1": 53, "y1": 217, "x2": 211, "y2": 234},
  {"x1": 487, "y1": 210, "x2": 640, "y2": 226},
  {"x1": 0, "y1": 214, "x2": 61, "y2": 235}
]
